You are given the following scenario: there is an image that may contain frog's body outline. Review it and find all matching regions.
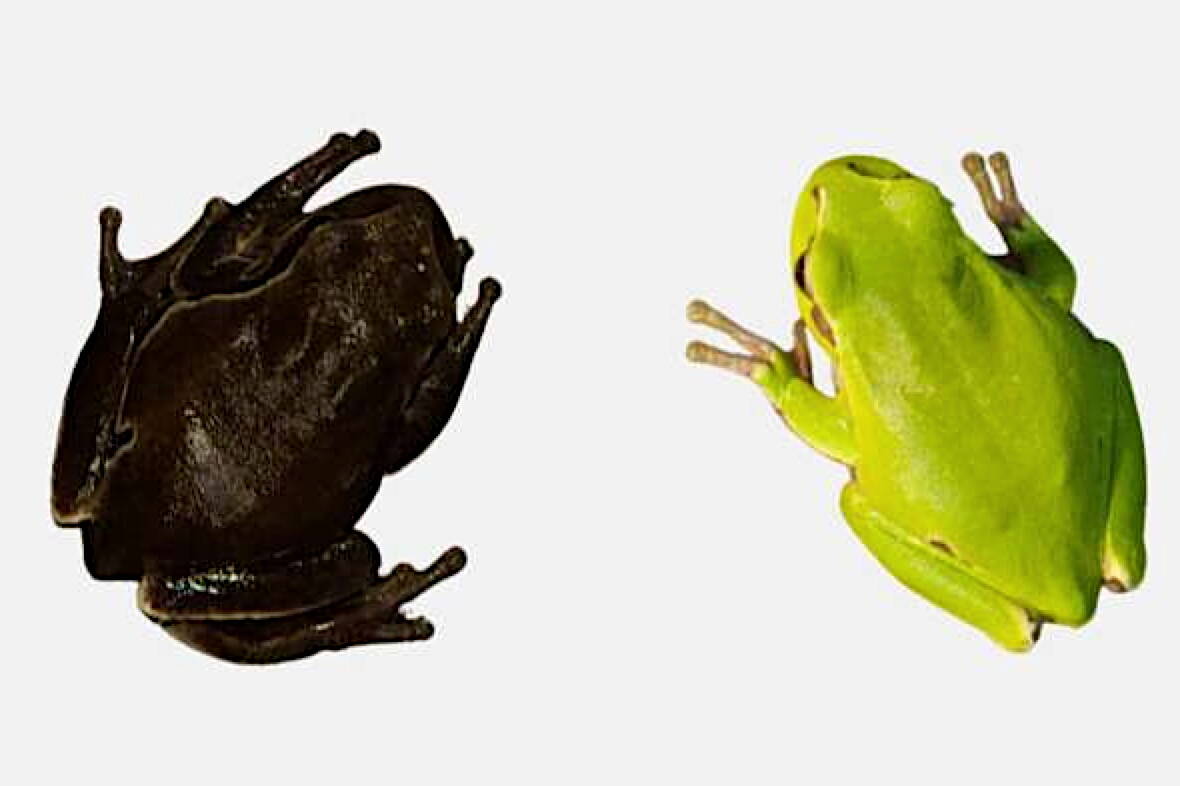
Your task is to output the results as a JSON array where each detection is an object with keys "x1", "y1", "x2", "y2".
[
  {"x1": 52, "y1": 131, "x2": 500, "y2": 663},
  {"x1": 688, "y1": 152, "x2": 1145, "y2": 651}
]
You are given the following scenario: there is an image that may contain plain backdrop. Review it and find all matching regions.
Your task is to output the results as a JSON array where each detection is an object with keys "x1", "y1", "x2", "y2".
[{"x1": 4, "y1": 2, "x2": 1177, "y2": 783}]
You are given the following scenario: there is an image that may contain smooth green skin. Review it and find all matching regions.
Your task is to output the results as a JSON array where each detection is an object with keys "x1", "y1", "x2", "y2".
[{"x1": 760, "y1": 156, "x2": 1145, "y2": 650}]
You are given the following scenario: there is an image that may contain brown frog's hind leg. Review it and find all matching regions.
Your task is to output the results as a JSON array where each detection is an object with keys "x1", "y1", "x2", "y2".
[
  {"x1": 383, "y1": 277, "x2": 501, "y2": 474},
  {"x1": 141, "y1": 534, "x2": 467, "y2": 664}
]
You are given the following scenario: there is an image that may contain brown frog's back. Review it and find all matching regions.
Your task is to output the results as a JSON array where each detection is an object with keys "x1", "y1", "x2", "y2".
[{"x1": 99, "y1": 197, "x2": 458, "y2": 570}]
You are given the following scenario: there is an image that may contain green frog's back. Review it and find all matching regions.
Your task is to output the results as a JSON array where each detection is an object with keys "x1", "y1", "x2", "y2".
[{"x1": 839, "y1": 243, "x2": 1115, "y2": 624}]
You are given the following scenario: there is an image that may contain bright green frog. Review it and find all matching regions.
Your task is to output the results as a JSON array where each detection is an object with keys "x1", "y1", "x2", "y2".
[{"x1": 687, "y1": 152, "x2": 1145, "y2": 651}]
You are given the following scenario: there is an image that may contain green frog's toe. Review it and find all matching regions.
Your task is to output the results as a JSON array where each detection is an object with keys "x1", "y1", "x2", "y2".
[
  {"x1": 686, "y1": 300, "x2": 808, "y2": 382},
  {"x1": 962, "y1": 150, "x2": 1027, "y2": 229}
]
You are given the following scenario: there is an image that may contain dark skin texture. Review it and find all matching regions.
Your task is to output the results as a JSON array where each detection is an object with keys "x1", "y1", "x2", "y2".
[{"x1": 51, "y1": 130, "x2": 499, "y2": 663}]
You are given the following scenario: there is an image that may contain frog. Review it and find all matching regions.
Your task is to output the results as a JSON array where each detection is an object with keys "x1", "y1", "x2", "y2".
[
  {"x1": 686, "y1": 152, "x2": 1145, "y2": 651},
  {"x1": 51, "y1": 130, "x2": 501, "y2": 663}
]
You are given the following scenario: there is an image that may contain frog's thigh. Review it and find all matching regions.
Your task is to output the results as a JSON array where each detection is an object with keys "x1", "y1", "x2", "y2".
[
  {"x1": 839, "y1": 484, "x2": 1039, "y2": 651},
  {"x1": 143, "y1": 538, "x2": 466, "y2": 664},
  {"x1": 138, "y1": 532, "x2": 380, "y2": 622},
  {"x1": 1099, "y1": 341, "x2": 1147, "y2": 592}
]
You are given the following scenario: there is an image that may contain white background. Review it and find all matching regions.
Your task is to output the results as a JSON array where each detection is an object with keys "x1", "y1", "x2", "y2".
[{"x1": 5, "y1": 2, "x2": 1177, "y2": 783}]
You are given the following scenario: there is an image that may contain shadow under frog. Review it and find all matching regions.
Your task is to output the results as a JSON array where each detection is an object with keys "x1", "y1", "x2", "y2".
[{"x1": 51, "y1": 130, "x2": 500, "y2": 663}]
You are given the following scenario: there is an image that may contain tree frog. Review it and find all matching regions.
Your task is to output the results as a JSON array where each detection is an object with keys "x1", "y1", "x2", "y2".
[
  {"x1": 52, "y1": 130, "x2": 500, "y2": 663},
  {"x1": 687, "y1": 152, "x2": 1145, "y2": 651}
]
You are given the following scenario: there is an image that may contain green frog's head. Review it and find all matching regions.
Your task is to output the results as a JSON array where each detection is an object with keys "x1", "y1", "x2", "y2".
[{"x1": 789, "y1": 155, "x2": 963, "y2": 354}]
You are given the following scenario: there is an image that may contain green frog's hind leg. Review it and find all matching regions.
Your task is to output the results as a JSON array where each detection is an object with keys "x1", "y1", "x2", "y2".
[
  {"x1": 1098, "y1": 341, "x2": 1147, "y2": 593},
  {"x1": 840, "y1": 484, "x2": 1041, "y2": 652},
  {"x1": 142, "y1": 534, "x2": 467, "y2": 664},
  {"x1": 962, "y1": 151, "x2": 1077, "y2": 309},
  {"x1": 384, "y1": 277, "x2": 501, "y2": 474}
]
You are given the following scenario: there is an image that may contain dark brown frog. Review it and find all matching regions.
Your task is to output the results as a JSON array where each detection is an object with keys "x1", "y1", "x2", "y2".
[{"x1": 51, "y1": 130, "x2": 500, "y2": 663}]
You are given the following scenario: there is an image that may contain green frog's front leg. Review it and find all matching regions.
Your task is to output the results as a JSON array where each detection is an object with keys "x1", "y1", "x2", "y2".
[
  {"x1": 686, "y1": 300, "x2": 856, "y2": 465},
  {"x1": 962, "y1": 151, "x2": 1077, "y2": 308}
]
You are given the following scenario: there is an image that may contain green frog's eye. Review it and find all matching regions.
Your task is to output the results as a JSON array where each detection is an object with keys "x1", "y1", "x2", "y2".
[
  {"x1": 845, "y1": 158, "x2": 913, "y2": 180},
  {"x1": 794, "y1": 252, "x2": 813, "y2": 297}
]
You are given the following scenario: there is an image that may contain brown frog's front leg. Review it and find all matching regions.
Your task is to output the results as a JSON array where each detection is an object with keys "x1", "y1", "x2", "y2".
[
  {"x1": 52, "y1": 198, "x2": 232, "y2": 523},
  {"x1": 384, "y1": 276, "x2": 501, "y2": 474},
  {"x1": 141, "y1": 534, "x2": 467, "y2": 664},
  {"x1": 172, "y1": 130, "x2": 382, "y2": 297}
]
